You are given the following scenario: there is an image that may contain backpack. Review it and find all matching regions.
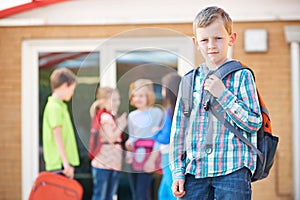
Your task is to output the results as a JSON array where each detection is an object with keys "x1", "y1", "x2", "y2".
[
  {"x1": 181, "y1": 60, "x2": 279, "y2": 182},
  {"x1": 88, "y1": 109, "x2": 110, "y2": 160},
  {"x1": 132, "y1": 139, "x2": 161, "y2": 172}
]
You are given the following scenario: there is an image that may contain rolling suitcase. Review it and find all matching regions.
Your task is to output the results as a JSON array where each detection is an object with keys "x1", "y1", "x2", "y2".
[{"x1": 28, "y1": 171, "x2": 83, "y2": 200}]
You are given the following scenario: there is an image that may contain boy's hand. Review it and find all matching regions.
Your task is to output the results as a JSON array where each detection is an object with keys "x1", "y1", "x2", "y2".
[
  {"x1": 63, "y1": 163, "x2": 74, "y2": 179},
  {"x1": 172, "y1": 179, "x2": 186, "y2": 198},
  {"x1": 204, "y1": 74, "x2": 226, "y2": 98}
]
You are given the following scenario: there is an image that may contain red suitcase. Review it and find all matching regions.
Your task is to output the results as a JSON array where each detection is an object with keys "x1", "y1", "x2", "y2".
[{"x1": 28, "y1": 171, "x2": 83, "y2": 200}]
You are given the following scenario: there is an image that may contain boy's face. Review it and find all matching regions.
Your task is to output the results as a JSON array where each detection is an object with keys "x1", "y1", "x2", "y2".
[
  {"x1": 193, "y1": 18, "x2": 236, "y2": 68},
  {"x1": 63, "y1": 82, "x2": 76, "y2": 101}
]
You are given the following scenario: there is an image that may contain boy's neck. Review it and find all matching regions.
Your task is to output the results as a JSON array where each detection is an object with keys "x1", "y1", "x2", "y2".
[
  {"x1": 52, "y1": 91, "x2": 64, "y2": 101},
  {"x1": 206, "y1": 58, "x2": 231, "y2": 70}
]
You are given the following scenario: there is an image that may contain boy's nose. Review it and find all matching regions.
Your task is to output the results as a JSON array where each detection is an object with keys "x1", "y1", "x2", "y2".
[{"x1": 208, "y1": 40, "x2": 216, "y2": 49}]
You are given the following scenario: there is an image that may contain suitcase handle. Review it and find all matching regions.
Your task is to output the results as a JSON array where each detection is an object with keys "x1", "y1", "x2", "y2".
[{"x1": 51, "y1": 170, "x2": 65, "y2": 176}]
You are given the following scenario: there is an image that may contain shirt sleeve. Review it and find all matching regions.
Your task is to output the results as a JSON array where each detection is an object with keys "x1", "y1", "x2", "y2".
[
  {"x1": 154, "y1": 110, "x2": 172, "y2": 144},
  {"x1": 169, "y1": 82, "x2": 187, "y2": 180},
  {"x1": 216, "y1": 69, "x2": 262, "y2": 133},
  {"x1": 48, "y1": 104, "x2": 63, "y2": 129}
]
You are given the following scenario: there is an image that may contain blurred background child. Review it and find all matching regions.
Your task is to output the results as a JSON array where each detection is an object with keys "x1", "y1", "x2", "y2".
[
  {"x1": 125, "y1": 79, "x2": 163, "y2": 200},
  {"x1": 42, "y1": 68, "x2": 79, "y2": 179},
  {"x1": 154, "y1": 72, "x2": 181, "y2": 200},
  {"x1": 90, "y1": 87, "x2": 127, "y2": 200}
]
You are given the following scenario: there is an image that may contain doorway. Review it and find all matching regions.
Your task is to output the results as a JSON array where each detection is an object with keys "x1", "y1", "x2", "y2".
[{"x1": 22, "y1": 37, "x2": 194, "y2": 200}]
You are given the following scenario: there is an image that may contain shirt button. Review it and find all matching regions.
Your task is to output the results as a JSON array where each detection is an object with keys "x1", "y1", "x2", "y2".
[
  {"x1": 234, "y1": 110, "x2": 238, "y2": 114},
  {"x1": 193, "y1": 92, "x2": 200, "y2": 99}
]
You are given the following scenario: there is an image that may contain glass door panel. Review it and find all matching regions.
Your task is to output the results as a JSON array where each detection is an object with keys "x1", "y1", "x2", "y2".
[{"x1": 116, "y1": 49, "x2": 178, "y2": 200}]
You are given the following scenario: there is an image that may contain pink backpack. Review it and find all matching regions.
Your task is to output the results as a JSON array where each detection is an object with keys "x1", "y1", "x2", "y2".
[{"x1": 132, "y1": 139, "x2": 161, "y2": 172}]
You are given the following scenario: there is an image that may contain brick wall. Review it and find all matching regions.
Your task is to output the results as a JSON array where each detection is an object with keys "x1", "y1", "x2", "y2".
[
  {"x1": 0, "y1": 21, "x2": 299, "y2": 200},
  {"x1": 234, "y1": 22, "x2": 295, "y2": 200}
]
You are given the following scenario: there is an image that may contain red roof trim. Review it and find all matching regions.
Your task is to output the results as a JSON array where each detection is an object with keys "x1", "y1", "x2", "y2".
[
  {"x1": 0, "y1": 0, "x2": 68, "y2": 18},
  {"x1": 39, "y1": 52, "x2": 90, "y2": 69}
]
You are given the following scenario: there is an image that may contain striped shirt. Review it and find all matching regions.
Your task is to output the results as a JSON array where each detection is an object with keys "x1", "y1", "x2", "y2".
[{"x1": 169, "y1": 62, "x2": 262, "y2": 180}]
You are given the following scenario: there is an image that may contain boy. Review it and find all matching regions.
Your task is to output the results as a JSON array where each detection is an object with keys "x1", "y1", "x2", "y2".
[
  {"x1": 169, "y1": 6, "x2": 262, "y2": 199},
  {"x1": 43, "y1": 68, "x2": 80, "y2": 179}
]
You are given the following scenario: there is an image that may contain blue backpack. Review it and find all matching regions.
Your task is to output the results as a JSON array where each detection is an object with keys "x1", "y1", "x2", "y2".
[{"x1": 181, "y1": 60, "x2": 279, "y2": 182}]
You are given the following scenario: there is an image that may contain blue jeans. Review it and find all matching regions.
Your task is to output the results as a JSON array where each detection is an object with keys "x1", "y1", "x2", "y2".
[
  {"x1": 91, "y1": 167, "x2": 120, "y2": 200},
  {"x1": 128, "y1": 172, "x2": 153, "y2": 200},
  {"x1": 158, "y1": 153, "x2": 176, "y2": 200},
  {"x1": 180, "y1": 167, "x2": 252, "y2": 200}
]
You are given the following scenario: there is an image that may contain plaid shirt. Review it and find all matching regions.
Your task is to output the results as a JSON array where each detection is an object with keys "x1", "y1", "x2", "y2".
[{"x1": 170, "y1": 63, "x2": 262, "y2": 180}]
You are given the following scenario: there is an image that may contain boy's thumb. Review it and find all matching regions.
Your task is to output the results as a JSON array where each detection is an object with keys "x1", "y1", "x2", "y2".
[{"x1": 179, "y1": 181, "x2": 184, "y2": 192}]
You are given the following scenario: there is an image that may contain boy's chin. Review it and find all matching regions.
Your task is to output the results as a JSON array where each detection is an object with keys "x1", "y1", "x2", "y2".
[
  {"x1": 207, "y1": 58, "x2": 227, "y2": 67},
  {"x1": 64, "y1": 97, "x2": 71, "y2": 101}
]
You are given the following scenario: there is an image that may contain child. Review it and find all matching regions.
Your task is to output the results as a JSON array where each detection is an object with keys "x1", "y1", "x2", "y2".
[
  {"x1": 125, "y1": 79, "x2": 163, "y2": 200},
  {"x1": 154, "y1": 72, "x2": 181, "y2": 200},
  {"x1": 169, "y1": 6, "x2": 262, "y2": 199},
  {"x1": 90, "y1": 87, "x2": 127, "y2": 200},
  {"x1": 42, "y1": 68, "x2": 79, "y2": 179}
]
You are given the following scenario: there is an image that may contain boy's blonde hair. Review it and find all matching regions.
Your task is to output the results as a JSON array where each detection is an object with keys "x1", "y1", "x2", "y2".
[
  {"x1": 193, "y1": 6, "x2": 233, "y2": 35},
  {"x1": 90, "y1": 87, "x2": 117, "y2": 118},
  {"x1": 50, "y1": 68, "x2": 77, "y2": 91},
  {"x1": 129, "y1": 79, "x2": 155, "y2": 107}
]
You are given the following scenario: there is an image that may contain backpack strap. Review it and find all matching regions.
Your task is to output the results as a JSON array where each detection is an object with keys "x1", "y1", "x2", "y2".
[
  {"x1": 214, "y1": 60, "x2": 253, "y2": 80},
  {"x1": 209, "y1": 104, "x2": 264, "y2": 162},
  {"x1": 181, "y1": 68, "x2": 198, "y2": 117},
  {"x1": 256, "y1": 90, "x2": 272, "y2": 134},
  {"x1": 88, "y1": 109, "x2": 112, "y2": 159}
]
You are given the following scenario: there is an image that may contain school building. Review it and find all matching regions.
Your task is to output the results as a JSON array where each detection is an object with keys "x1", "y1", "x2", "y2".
[{"x1": 0, "y1": 0, "x2": 300, "y2": 199}]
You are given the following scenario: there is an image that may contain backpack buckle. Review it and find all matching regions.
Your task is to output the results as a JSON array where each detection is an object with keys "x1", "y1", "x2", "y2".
[
  {"x1": 204, "y1": 144, "x2": 213, "y2": 154},
  {"x1": 203, "y1": 100, "x2": 210, "y2": 111}
]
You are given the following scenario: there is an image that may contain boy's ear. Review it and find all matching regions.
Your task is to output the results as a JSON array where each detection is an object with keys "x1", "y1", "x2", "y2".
[
  {"x1": 60, "y1": 82, "x2": 68, "y2": 88},
  {"x1": 228, "y1": 32, "x2": 237, "y2": 46},
  {"x1": 192, "y1": 36, "x2": 198, "y2": 46}
]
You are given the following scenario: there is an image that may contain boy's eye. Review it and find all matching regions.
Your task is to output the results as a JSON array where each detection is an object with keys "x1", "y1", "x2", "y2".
[{"x1": 199, "y1": 39, "x2": 208, "y2": 43}]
